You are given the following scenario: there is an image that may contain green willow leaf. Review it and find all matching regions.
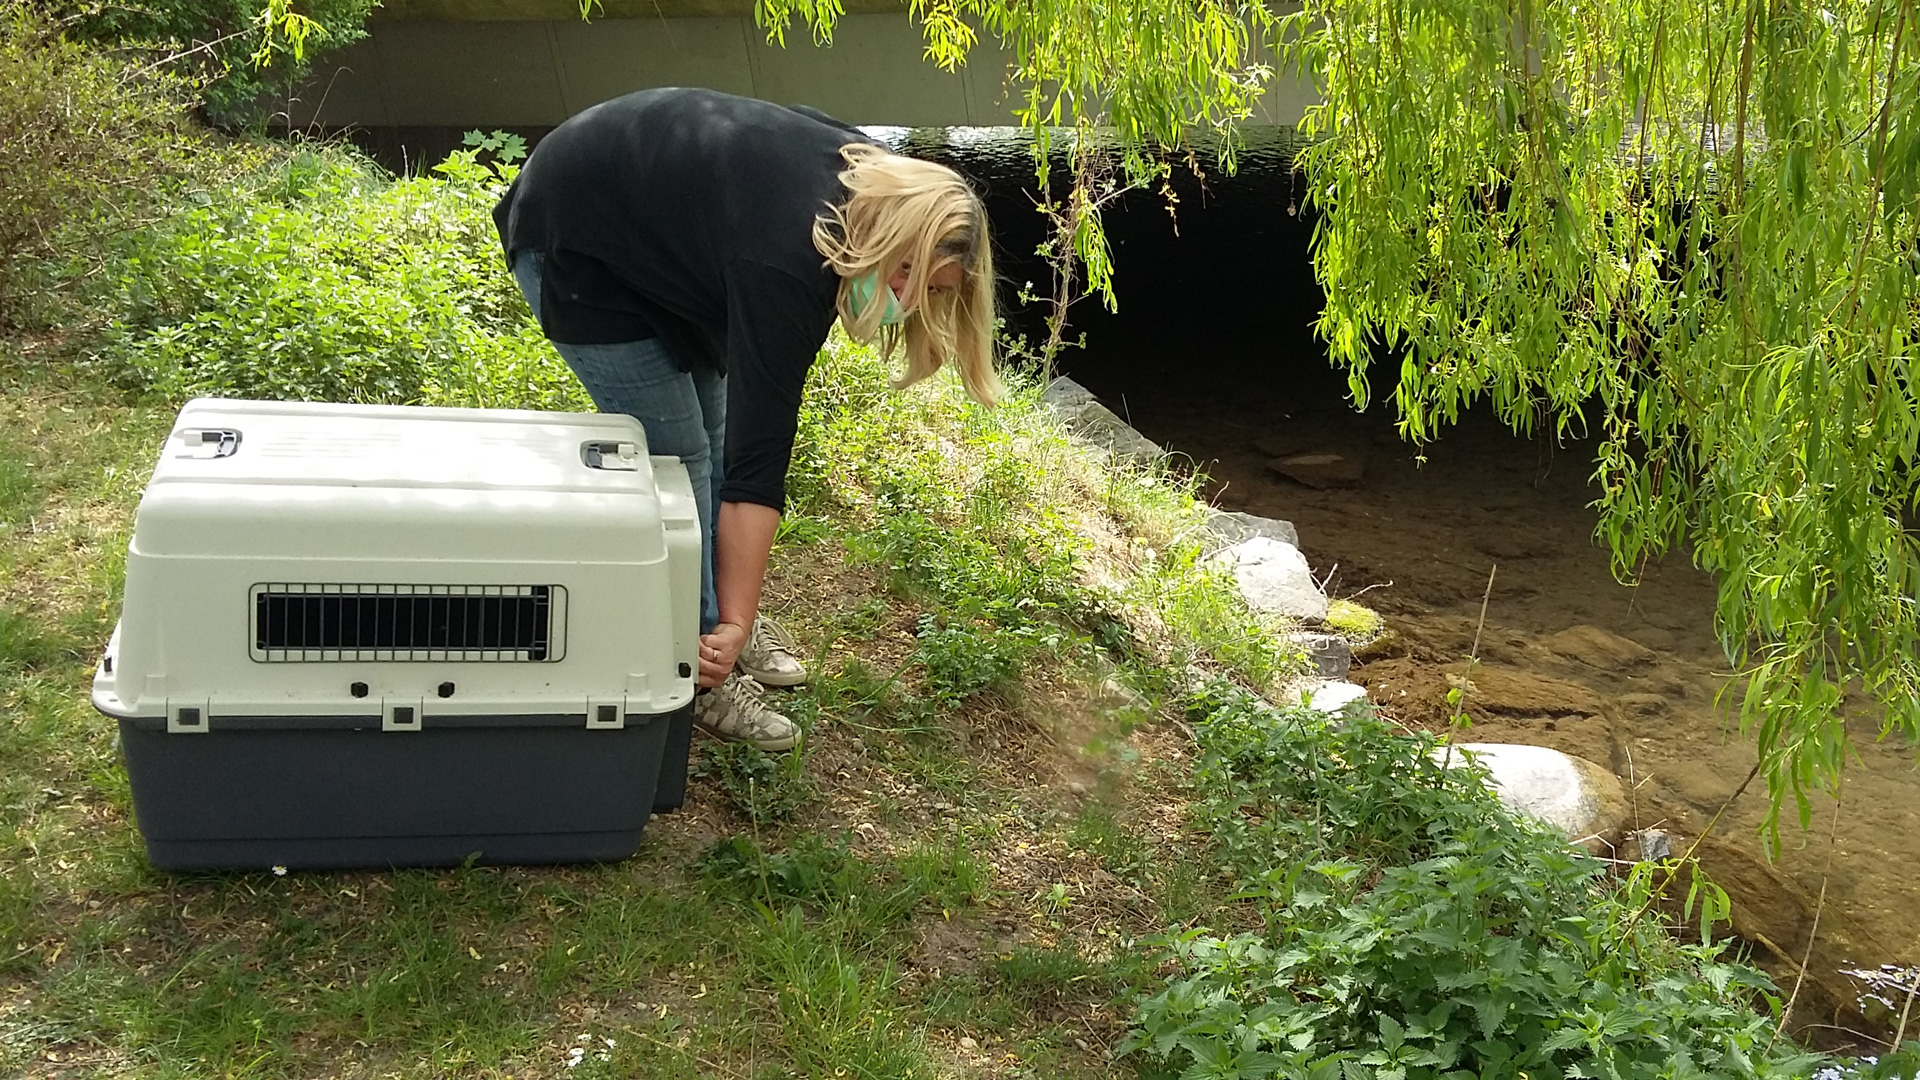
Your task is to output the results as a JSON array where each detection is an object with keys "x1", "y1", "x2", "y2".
[
  {"x1": 1278, "y1": 0, "x2": 1920, "y2": 839},
  {"x1": 707, "y1": 0, "x2": 1920, "y2": 835}
]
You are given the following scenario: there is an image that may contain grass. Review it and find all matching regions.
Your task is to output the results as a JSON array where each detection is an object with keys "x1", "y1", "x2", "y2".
[
  {"x1": 0, "y1": 318, "x2": 1262, "y2": 1077},
  {"x1": 2, "y1": 129, "x2": 1898, "y2": 1078}
]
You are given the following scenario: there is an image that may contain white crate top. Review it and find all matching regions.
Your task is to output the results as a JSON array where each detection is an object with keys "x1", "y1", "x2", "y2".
[
  {"x1": 98, "y1": 398, "x2": 704, "y2": 723},
  {"x1": 157, "y1": 398, "x2": 655, "y2": 493}
]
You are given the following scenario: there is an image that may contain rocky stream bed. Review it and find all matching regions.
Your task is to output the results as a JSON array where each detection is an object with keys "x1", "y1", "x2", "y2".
[{"x1": 1059, "y1": 368, "x2": 1920, "y2": 1052}]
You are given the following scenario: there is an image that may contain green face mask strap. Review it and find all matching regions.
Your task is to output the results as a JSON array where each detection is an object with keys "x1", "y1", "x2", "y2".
[{"x1": 847, "y1": 271, "x2": 905, "y2": 326}]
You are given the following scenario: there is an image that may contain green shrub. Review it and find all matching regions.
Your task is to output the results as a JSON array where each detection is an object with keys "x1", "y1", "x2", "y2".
[
  {"x1": 912, "y1": 612, "x2": 1026, "y2": 705},
  {"x1": 1122, "y1": 687, "x2": 1828, "y2": 1080},
  {"x1": 0, "y1": 2, "x2": 207, "y2": 323},
  {"x1": 99, "y1": 139, "x2": 584, "y2": 409},
  {"x1": 696, "y1": 834, "x2": 867, "y2": 907},
  {"x1": 59, "y1": 0, "x2": 377, "y2": 127}
]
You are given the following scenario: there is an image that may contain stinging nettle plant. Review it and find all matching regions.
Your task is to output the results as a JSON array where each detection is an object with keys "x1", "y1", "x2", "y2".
[{"x1": 731, "y1": 0, "x2": 1920, "y2": 841}]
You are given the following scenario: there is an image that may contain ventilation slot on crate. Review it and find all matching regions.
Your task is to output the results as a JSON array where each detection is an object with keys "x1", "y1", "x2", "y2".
[{"x1": 250, "y1": 584, "x2": 566, "y2": 662}]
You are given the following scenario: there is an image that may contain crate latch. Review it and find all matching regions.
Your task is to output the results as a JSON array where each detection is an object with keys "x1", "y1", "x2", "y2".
[
  {"x1": 166, "y1": 700, "x2": 212, "y2": 734},
  {"x1": 173, "y1": 428, "x2": 241, "y2": 459},
  {"x1": 586, "y1": 697, "x2": 627, "y2": 730},
  {"x1": 382, "y1": 698, "x2": 423, "y2": 732},
  {"x1": 581, "y1": 441, "x2": 641, "y2": 471}
]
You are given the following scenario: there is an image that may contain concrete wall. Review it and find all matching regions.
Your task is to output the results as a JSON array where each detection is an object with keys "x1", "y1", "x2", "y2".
[{"x1": 290, "y1": 8, "x2": 1318, "y2": 131}]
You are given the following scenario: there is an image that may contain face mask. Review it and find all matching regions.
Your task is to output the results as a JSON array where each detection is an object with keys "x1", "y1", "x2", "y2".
[{"x1": 848, "y1": 271, "x2": 908, "y2": 326}]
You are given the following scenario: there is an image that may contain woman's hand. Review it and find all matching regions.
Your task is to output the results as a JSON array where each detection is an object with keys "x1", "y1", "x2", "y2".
[{"x1": 698, "y1": 621, "x2": 749, "y2": 688}]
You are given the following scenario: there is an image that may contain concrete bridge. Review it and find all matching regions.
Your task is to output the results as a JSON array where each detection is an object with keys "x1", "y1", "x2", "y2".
[{"x1": 291, "y1": 0, "x2": 1315, "y2": 163}]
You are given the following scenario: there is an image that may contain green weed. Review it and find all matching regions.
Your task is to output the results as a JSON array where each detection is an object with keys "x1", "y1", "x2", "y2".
[
  {"x1": 895, "y1": 832, "x2": 991, "y2": 912},
  {"x1": 0, "y1": 603, "x2": 62, "y2": 672},
  {"x1": 881, "y1": 736, "x2": 979, "y2": 798},
  {"x1": 0, "y1": 454, "x2": 31, "y2": 522},
  {"x1": 1144, "y1": 546, "x2": 1310, "y2": 690},
  {"x1": 1122, "y1": 685, "x2": 1830, "y2": 1080},
  {"x1": 696, "y1": 741, "x2": 818, "y2": 826},
  {"x1": 992, "y1": 944, "x2": 1099, "y2": 1004},
  {"x1": 698, "y1": 834, "x2": 871, "y2": 909},
  {"x1": 698, "y1": 831, "x2": 987, "y2": 941},
  {"x1": 914, "y1": 612, "x2": 1026, "y2": 706},
  {"x1": 0, "y1": 853, "x2": 36, "y2": 975}
]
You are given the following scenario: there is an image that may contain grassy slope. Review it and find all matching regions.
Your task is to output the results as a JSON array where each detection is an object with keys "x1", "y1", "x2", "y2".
[{"x1": 0, "y1": 330, "x2": 1253, "y2": 1078}]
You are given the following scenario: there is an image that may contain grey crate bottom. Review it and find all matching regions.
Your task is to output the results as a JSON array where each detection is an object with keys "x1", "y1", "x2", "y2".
[{"x1": 119, "y1": 709, "x2": 692, "y2": 872}]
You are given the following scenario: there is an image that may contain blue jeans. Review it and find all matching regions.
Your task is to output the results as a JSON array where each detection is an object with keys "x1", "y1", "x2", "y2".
[{"x1": 512, "y1": 251, "x2": 724, "y2": 634}]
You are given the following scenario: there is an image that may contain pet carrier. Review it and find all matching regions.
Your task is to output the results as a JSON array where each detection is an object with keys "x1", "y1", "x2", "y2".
[{"x1": 91, "y1": 398, "x2": 701, "y2": 870}]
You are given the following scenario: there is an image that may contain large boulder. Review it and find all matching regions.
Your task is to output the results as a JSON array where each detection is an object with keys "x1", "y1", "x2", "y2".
[
  {"x1": 1205, "y1": 508, "x2": 1300, "y2": 549},
  {"x1": 1442, "y1": 743, "x2": 1630, "y2": 852},
  {"x1": 1040, "y1": 377, "x2": 1164, "y2": 467},
  {"x1": 1287, "y1": 631, "x2": 1352, "y2": 678},
  {"x1": 1212, "y1": 535, "x2": 1329, "y2": 621}
]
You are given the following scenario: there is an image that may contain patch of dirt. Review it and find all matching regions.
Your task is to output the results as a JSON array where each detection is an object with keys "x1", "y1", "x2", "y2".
[
  {"x1": 703, "y1": 531, "x2": 1208, "y2": 1074},
  {"x1": 1075, "y1": 377, "x2": 1920, "y2": 1052}
]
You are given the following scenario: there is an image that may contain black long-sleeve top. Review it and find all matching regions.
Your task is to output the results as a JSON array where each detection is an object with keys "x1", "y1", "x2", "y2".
[{"x1": 493, "y1": 88, "x2": 873, "y2": 510}]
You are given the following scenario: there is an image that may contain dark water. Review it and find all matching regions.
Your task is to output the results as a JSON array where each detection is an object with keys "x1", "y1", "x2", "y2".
[{"x1": 891, "y1": 128, "x2": 1347, "y2": 408}]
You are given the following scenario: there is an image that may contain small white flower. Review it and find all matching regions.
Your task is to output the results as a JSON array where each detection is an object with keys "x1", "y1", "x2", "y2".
[{"x1": 271, "y1": 866, "x2": 287, "y2": 877}]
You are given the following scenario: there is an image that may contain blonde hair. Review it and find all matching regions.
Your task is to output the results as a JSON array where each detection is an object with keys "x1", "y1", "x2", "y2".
[{"x1": 812, "y1": 143, "x2": 1002, "y2": 405}]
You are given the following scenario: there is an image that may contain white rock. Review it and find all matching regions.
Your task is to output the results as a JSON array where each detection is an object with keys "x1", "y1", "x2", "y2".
[
  {"x1": 1205, "y1": 509, "x2": 1299, "y2": 549},
  {"x1": 1304, "y1": 680, "x2": 1369, "y2": 714},
  {"x1": 1212, "y1": 536, "x2": 1329, "y2": 620},
  {"x1": 1440, "y1": 743, "x2": 1629, "y2": 843},
  {"x1": 1623, "y1": 827, "x2": 1673, "y2": 862}
]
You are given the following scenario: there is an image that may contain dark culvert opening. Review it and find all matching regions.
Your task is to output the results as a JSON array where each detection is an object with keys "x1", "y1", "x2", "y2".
[{"x1": 924, "y1": 131, "x2": 1606, "y2": 619}]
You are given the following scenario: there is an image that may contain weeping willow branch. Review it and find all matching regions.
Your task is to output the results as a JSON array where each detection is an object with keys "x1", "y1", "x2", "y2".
[
  {"x1": 1275, "y1": 0, "x2": 1920, "y2": 842},
  {"x1": 751, "y1": 0, "x2": 1277, "y2": 319},
  {"x1": 638, "y1": 0, "x2": 1919, "y2": 836}
]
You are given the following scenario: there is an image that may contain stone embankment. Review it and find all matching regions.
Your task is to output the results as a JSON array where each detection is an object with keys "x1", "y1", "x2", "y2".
[{"x1": 1042, "y1": 377, "x2": 1630, "y2": 853}]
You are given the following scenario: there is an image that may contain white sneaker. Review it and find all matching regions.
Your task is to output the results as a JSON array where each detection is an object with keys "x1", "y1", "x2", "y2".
[
  {"x1": 737, "y1": 616, "x2": 808, "y2": 687},
  {"x1": 692, "y1": 674, "x2": 799, "y2": 752}
]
